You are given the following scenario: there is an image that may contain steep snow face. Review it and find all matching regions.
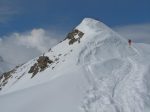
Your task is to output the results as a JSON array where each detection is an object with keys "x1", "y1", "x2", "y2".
[
  {"x1": 76, "y1": 18, "x2": 130, "y2": 65},
  {"x1": 75, "y1": 19, "x2": 150, "y2": 112},
  {"x1": 0, "y1": 18, "x2": 150, "y2": 112}
]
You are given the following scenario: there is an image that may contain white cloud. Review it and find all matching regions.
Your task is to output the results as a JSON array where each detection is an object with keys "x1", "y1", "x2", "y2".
[
  {"x1": 0, "y1": 28, "x2": 62, "y2": 66},
  {"x1": 113, "y1": 23, "x2": 150, "y2": 44},
  {"x1": 15, "y1": 29, "x2": 59, "y2": 52}
]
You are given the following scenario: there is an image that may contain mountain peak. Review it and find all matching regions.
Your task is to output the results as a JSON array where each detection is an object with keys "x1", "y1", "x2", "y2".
[
  {"x1": 76, "y1": 18, "x2": 109, "y2": 33},
  {"x1": 80, "y1": 18, "x2": 101, "y2": 24},
  {"x1": 75, "y1": 18, "x2": 126, "y2": 47}
]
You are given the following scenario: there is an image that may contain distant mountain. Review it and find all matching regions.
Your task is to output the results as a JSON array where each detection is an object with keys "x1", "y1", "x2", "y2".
[
  {"x1": 0, "y1": 18, "x2": 150, "y2": 112},
  {"x1": 0, "y1": 56, "x2": 12, "y2": 75}
]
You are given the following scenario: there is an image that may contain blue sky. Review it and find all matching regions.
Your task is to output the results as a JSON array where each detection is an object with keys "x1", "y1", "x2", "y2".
[{"x1": 0, "y1": 0, "x2": 150, "y2": 36}]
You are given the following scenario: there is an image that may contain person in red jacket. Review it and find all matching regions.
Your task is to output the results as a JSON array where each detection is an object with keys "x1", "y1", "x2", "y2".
[{"x1": 128, "y1": 39, "x2": 132, "y2": 46}]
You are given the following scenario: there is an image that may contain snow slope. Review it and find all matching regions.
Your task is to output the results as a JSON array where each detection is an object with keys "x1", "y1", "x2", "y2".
[{"x1": 0, "y1": 18, "x2": 150, "y2": 112}]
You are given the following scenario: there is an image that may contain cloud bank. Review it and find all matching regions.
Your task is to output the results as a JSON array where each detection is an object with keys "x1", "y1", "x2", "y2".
[
  {"x1": 0, "y1": 28, "x2": 62, "y2": 66},
  {"x1": 113, "y1": 23, "x2": 150, "y2": 44}
]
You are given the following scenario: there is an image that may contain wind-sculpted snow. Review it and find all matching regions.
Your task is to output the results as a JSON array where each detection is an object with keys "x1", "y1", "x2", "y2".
[
  {"x1": 78, "y1": 41, "x2": 150, "y2": 112},
  {"x1": 77, "y1": 18, "x2": 150, "y2": 112},
  {"x1": 0, "y1": 18, "x2": 150, "y2": 112}
]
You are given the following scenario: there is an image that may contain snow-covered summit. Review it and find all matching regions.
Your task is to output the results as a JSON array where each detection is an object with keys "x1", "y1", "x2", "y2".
[
  {"x1": 76, "y1": 18, "x2": 124, "y2": 39},
  {"x1": 77, "y1": 18, "x2": 110, "y2": 31},
  {"x1": 0, "y1": 18, "x2": 150, "y2": 112},
  {"x1": 76, "y1": 18, "x2": 126, "y2": 46},
  {"x1": 76, "y1": 18, "x2": 105, "y2": 30},
  {"x1": 76, "y1": 18, "x2": 113, "y2": 39}
]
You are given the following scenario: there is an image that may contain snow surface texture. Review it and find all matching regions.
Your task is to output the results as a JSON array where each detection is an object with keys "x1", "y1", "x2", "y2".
[{"x1": 0, "y1": 18, "x2": 150, "y2": 112}]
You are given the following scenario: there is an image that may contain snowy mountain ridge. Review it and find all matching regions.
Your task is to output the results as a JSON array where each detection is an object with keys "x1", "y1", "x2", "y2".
[
  {"x1": 1, "y1": 18, "x2": 126, "y2": 93},
  {"x1": 0, "y1": 18, "x2": 150, "y2": 112}
]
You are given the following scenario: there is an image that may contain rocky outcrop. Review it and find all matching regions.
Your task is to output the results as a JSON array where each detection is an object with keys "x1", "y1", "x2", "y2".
[
  {"x1": 0, "y1": 66, "x2": 18, "y2": 90},
  {"x1": 29, "y1": 56, "x2": 53, "y2": 78},
  {"x1": 65, "y1": 29, "x2": 84, "y2": 45}
]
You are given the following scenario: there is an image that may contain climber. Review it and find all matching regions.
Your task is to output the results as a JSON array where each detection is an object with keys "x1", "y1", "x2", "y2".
[{"x1": 128, "y1": 39, "x2": 132, "y2": 46}]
